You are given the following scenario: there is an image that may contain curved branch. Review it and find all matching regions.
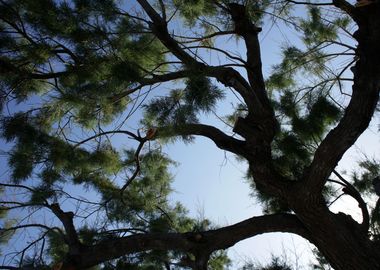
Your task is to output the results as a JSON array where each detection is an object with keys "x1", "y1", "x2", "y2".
[
  {"x1": 332, "y1": 170, "x2": 370, "y2": 231},
  {"x1": 285, "y1": 0, "x2": 333, "y2": 5},
  {"x1": 173, "y1": 30, "x2": 235, "y2": 43},
  {"x1": 285, "y1": 0, "x2": 357, "y2": 21},
  {"x1": 157, "y1": 123, "x2": 246, "y2": 156},
  {"x1": 183, "y1": 45, "x2": 246, "y2": 64},
  {"x1": 332, "y1": 0, "x2": 357, "y2": 20},
  {"x1": 0, "y1": 223, "x2": 62, "y2": 234},
  {"x1": 49, "y1": 203, "x2": 81, "y2": 252},
  {"x1": 73, "y1": 130, "x2": 141, "y2": 148},
  {"x1": 0, "y1": 183, "x2": 37, "y2": 193},
  {"x1": 111, "y1": 70, "x2": 190, "y2": 102},
  {"x1": 120, "y1": 139, "x2": 146, "y2": 192},
  {"x1": 61, "y1": 214, "x2": 310, "y2": 269}
]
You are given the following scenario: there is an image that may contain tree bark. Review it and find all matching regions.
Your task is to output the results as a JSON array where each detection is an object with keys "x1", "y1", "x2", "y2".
[
  {"x1": 59, "y1": 214, "x2": 309, "y2": 269},
  {"x1": 301, "y1": 6, "x2": 380, "y2": 269},
  {"x1": 292, "y1": 198, "x2": 380, "y2": 270},
  {"x1": 251, "y1": 4, "x2": 380, "y2": 269}
]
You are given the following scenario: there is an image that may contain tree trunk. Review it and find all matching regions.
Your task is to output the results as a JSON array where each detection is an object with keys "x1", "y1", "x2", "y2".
[
  {"x1": 290, "y1": 192, "x2": 380, "y2": 270},
  {"x1": 289, "y1": 6, "x2": 380, "y2": 270}
]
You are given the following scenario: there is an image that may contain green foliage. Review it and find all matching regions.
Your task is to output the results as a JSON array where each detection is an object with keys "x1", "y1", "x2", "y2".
[
  {"x1": 244, "y1": 0, "x2": 271, "y2": 23},
  {"x1": 172, "y1": 0, "x2": 216, "y2": 25},
  {"x1": 0, "y1": 220, "x2": 16, "y2": 255},
  {"x1": 300, "y1": 7, "x2": 338, "y2": 46},
  {"x1": 145, "y1": 89, "x2": 198, "y2": 126},
  {"x1": 99, "y1": 149, "x2": 176, "y2": 224},
  {"x1": 254, "y1": 93, "x2": 340, "y2": 213},
  {"x1": 78, "y1": 226, "x2": 100, "y2": 245},
  {"x1": 0, "y1": 188, "x2": 8, "y2": 220},
  {"x1": 145, "y1": 75, "x2": 223, "y2": 124},
  {"x1": 171, "y1": 0, "x2": 271, "y2": 29},
  {"x1": 292, "y1": 97, "x2": 341, "y2": 140},
  {"x1": 47, "y1": 230, "x2": 68, "y2": 264},
  {"x1": 348, "y1": 158, "x2": 380, "y2": 238},
  {"x1": 253, "y1": 185, "x2": 290, "y2": 214},
  {"x1": 1, "y1": 113, "x2": 123, "y2": 197},
  {"x1": 272, "y1": 93, "x2": 340, "y2": 180},
  {"x1": 266, "y1": 8, "x2": 351, "y2": 95},
  {"x1": 184, "y1": 76, "x2": 224, "y2": 112},
  {"x1": 267, "y1": 46, "x2": 327, "y2": 92},
  {"x1": 0, "y1": 0, "x2": 167, "y2": 127},
  {"x1": 208, "y1": 250, "x2": 231, "y2": 270},
  {"x1": 351, "y1": 159, "x2": 380, "y2": 194},
  {"x1": 30, "y1": 184, "x2": 56, "y2": 204},
  {"x1": 240, "y1": 256, "x2": 292, "y2": 270},
  {"x1": 273, "y1": 132, "x2": 310, "y2": 177}
]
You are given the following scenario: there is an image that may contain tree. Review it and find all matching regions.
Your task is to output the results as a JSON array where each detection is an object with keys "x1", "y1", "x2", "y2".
[
  {"x1": 239, "y1": 256, "x2": 293, "y2": 270},
  {"x1": 0, "y1": 0, "x2": 380, "y2": 269}
]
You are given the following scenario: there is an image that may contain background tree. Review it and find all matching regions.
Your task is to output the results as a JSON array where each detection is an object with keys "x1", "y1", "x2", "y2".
[{"x1": 0, "y1": 0, "x2": 380, "y2": 269}]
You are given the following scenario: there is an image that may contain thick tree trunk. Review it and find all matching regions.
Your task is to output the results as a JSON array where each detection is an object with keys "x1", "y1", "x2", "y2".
[
  {"x1": 292, "y1": 196, "x2": 380, "y2": 270},
  {"x1": 313, "y1": 224, "x2": 379, "y2": 270},
  {"x1": 322, "y1": 7, "x2": 380, "y2": 269},
  {"x1": 289, "y1": 5, "x2": 380, "y2": 270}
]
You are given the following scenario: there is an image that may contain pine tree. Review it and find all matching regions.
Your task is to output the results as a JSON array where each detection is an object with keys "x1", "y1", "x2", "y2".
[{"x1": 1, "y1": 0, "x2": 380, "y2": 269}]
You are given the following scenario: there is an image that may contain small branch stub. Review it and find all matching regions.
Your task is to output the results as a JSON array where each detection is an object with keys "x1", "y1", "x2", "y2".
[
  {"x1": 355, "y1": 0, "x2": 377, "y2": 7},
  {"x1": 145, "y1": 128, "x2": 157, "y2": 140}
]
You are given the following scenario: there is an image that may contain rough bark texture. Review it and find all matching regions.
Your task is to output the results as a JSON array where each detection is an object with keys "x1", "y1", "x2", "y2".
[{"x1": 291, "y1": 4, "x2": 380, "y2": 269}]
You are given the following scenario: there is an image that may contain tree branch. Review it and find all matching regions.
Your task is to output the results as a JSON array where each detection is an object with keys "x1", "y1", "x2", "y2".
[
  {"x1": 137, "y1": 0, "x2": 198, "y2": 65},
  {"x1": 305, "y1": 14, "x2": 380, "y2": 196},
  {"x1": 73, "y1": 130, "x2": 141, "y2": 148},
  {"x1": 225, "y1": 3, "x2": 278, "y2": 149},
  {"x1": 0, "y1": 223, "x2": 62, "y2": 235},
  {"x1": 285, "y1": 0, "x2": 357, "y2": 20},
  {"x1": 285, "y1": 0, "x2": 333, "y2": 5},
  {"x1": 227, "y1": 4, "x2": 268, "y2": 108},
  {"x1": 332, "y1": 0, "x2": 357, "y2": 20},
  {"x1": 332, "y1": 170, "x2": 370, "y2": 231},
  {"x1": 49, "y1": 203, "x2": 82, "y2": 255},
  {"x1": 157, "y1": 123, "x2": 246, "y2": 157},
  {"x1": 0, "y1": 58, "x2": 70, "y2": 79},
  {"x1": 61, "y1": 214, "x2": 310, "y2": 269}
]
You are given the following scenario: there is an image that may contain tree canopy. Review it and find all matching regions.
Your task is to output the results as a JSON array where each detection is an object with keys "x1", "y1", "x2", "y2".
[{"x1": 0, "y1": 0, "x2": 380, "y2": 269}]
